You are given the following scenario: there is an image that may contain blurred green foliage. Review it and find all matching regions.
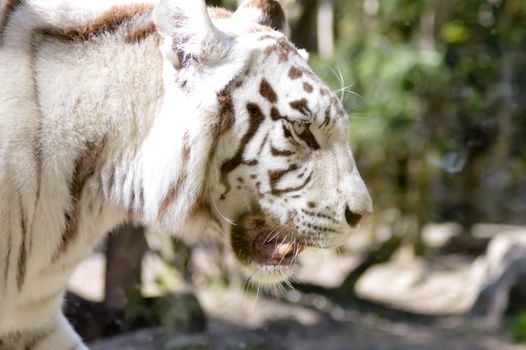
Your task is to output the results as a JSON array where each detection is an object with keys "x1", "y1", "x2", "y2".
[
  {"x1": 309, "y1": 0, "x2": 526, "y2": 236},
  {"x1": 511, "y1": 311, "x2": 526, "y2": 342}
]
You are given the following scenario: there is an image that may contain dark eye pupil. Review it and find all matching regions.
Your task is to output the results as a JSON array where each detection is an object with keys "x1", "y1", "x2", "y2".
[{"x1": 294, "y1": 122, "x2": 307, "y2": 134}]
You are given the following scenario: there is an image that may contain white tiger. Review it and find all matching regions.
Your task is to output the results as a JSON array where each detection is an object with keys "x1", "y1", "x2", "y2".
[{"x1": 0, "y1": 0, "x2": 372, "y2": 348}]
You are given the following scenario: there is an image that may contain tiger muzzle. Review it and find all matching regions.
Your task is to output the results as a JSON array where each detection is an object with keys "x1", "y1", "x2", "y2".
[
  {"x1": 250, "y1": 229, "x2": 304, "y2": 266},
  {"x1": 232, "y1": 215, "x2": 305, "y2": 267}
]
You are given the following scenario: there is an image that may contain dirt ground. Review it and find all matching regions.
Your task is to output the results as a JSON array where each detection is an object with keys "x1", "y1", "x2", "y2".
[
  {"x1": 90, "y1": 286, "x2": 524, "y2": 350},
  {"x1": 83, "y1": 265, "x2": 525, "y2": 350}
]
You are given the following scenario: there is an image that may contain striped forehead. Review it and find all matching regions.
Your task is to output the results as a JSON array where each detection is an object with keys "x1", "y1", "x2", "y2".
[
  {"x1": 255, "y1": 62, "x2": 346, "y2": 126},
  {"x1": 219, "y1": 26, "x2": 348, "y2": 125}
]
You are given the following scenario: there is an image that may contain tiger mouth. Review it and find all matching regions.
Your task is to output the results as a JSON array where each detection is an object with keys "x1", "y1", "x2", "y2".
[
  {"x1": 250, "y1": 228, "x2": 305, "y2": 266},
  {"x1": 231, "y1": 215, "x2": 305, "y2": 267}
]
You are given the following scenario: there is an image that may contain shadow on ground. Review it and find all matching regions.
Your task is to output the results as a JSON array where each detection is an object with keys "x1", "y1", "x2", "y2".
[{"x1": 90, "y1": 296, "x2": 521, "y2": 350}]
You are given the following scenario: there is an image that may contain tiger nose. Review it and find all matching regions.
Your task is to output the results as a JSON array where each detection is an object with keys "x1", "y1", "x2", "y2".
[{"x1": 344, "y1": 206, "x2": 370, "y2": 227}]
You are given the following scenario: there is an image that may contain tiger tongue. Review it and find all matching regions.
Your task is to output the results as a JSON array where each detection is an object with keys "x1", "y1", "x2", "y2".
[{"x1": 251, "y1": 233, "x2": 303, "y2": 266}]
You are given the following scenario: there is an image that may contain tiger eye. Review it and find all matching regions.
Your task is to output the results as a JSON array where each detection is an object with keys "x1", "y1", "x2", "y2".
[{"x1": 292, "y1": 121, "x2": 306, "y2": 135}]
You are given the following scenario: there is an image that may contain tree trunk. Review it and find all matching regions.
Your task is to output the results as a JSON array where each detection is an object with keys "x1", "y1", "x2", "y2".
[
  {"x1": 317, "y1": 0, "x2": 334, "y2": 58},
  {"x1": 291, "y1": 0, "x2": 318, "y2": 52},
  {"x1": 104, "y1": 224, "x2": 148, "y2": 311}
]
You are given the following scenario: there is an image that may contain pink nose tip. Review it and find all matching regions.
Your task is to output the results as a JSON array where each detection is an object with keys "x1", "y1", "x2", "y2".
[{"x1": 344, "y1": 206, "x2": 370, "y2": 227}]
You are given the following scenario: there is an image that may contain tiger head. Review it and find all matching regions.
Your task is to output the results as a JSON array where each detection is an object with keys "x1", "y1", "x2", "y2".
[{"x1": 150, "y1": 0, "x2": 372, "y2": 285}]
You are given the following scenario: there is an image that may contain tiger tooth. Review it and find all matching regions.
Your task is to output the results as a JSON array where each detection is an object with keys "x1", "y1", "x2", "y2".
[{"x1": 277, "y1": 243, "x2": 294, "y2": 256}]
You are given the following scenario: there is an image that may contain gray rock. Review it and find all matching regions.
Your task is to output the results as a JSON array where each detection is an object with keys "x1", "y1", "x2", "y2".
[{"x1": 467, "y1": 230, "x2": 526, "y2": 327}]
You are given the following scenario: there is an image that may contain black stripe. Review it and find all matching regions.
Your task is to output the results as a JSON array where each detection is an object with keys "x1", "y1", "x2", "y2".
[
  {"x1": 52, "y1": 139, "x2": 106, "y2": 263},
  {"x1": 270, "y1": 143, "x2": 294, "y2": 157},
  {"x1": 34, "y1": 4, "x2": 154, "y2": 43},
  {"x1": 297, "y1": 126, "x2": 320, "y2": 150},
  {"x1": 17, "y1": 192, "x2": 27, "y2": 291},
  {"x1": 268, "y1": 164, "x2": 299, "y2": 191},
  {"x1": 259, "y1": 79, "x2": 277, "y2": 103},
  {"x1": 220, "y1": 103, "x2": 265, "y2": 199},
  {"x1": 301, "y1": 209, "x2": 339, "y2": 224},
  {"x1": 289, "y1": 99, "x2": 311, "y2": 116},
  {"x1": 271, "y1": 170, "x2": 313, "y2": 195},
  {"x1": 321, "y1": 107, "x2": 331, "y2": 128},
  {"x1": 288, "y1": 66, "x2": 303, "y2": 79},
  {"x1": 302, "y1": 222, "x2": 337, "y2": 233},
  {"x1": 0, "y1": 0, "x2": 24, "y2": 46},
  {"x1": 257, "y1": 133, "x2": 269, "y2": 156},
  {"x1": 3, "y1": 210, "x2": 12, "y2": 291},
  {"x1": 158, "y1": 167, "x2": 188, "y2": 221},
  {"x1": 270, "y1": 107, "x2": 289, "y2": 121}
]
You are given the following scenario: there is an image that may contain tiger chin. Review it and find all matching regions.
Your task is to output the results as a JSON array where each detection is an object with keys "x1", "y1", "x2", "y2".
[{"x1": 0, "y1": 0, "x2": 371, "y2": 348}]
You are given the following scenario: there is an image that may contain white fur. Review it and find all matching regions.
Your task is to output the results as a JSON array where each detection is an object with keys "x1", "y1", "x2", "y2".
[{"x1": 0, "y1": 0, "x2": 372, "y2": 348}]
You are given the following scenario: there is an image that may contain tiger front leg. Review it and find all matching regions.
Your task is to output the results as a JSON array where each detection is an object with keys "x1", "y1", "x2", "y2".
[{"x1": 2, "y1": 313, "x2": 87, "y2": 350}]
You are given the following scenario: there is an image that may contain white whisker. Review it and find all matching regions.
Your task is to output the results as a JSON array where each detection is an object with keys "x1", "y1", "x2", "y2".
[
  {"x1": 326, "y1": 64, "x2": 361, "y2": 106},
  {"x1": 211, "y1": 195, "x2": 236, "y2": 226},
  {"x1": 255, "y1": 282, "x2": 262, "y2": 307},
  {"x1": 281, "y1": 274, "x2": 293, "y2": 290}
]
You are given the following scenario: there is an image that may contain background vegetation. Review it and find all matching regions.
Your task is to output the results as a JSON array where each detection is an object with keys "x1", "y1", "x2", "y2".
[{"x1": 290, "y1": 0, "x2": 526, "y2": 244}]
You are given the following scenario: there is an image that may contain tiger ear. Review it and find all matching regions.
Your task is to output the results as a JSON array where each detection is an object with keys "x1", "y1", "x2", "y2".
[
  {"x1": 235, "y1": 0, "x2": 288, "y2": 35},
  {"x1": 154, "y1": 0, "x2": 230, "y2": 69}
]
